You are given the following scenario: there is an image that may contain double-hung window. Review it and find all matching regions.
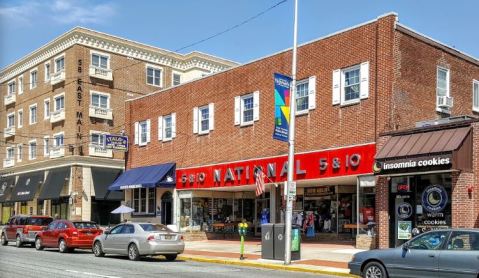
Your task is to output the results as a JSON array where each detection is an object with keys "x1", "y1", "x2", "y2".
[
  {"x1": 234, "y1": 92, "x2": 260, "y2": 126},
  {"x1": 54, "y1": 133, "x2": 64, "y2": 147},
  {"x1": 7, "y1": 80, "x2": 15, "y2": 96},
  {"x1": 91, "y1": 93, "x2": 108, "y2": 109},
  {"x1": 437, "y1": 67, "x2": 450, "y2": 98},
  {"x1": 30, "y1": 70, "x2": 38, "y2": 89},
  {"x1": 44, "y1": 62, "x2": 51, "y2": 81},
  {"x1": 6, "y1": 147, "x2": 14, "y2": 161},
  {"x1": 139, "y1": 121, "x2": 148, "y2": 146},
  {"x1": 158, "y1": 114, "x2": 176, "y2": 141},
  {"x1": 473, "y1": 80, "x2": 479, "y2": 112},
  {"x1": 163, "y1": 115, "x2": 173, "y2": 139},
  {"x1": 17, "y1": 145, "x2": 22, "y2": 161},
  {"x1": 17, "y1": 110, "x2": 23, "y2": 128},
  {"x1": 172, "y1": 73, "x2": 181, "y2": 86},
  {"x1": 193, "y1": 104, "x2": 214, "y2": 134},
  {"x1": 44, "y1": 137, "x2": 49, "y2": 157},
  {"x1": 92, "y1": 53, "x2": 109, "y2": 69},
  {"x1": 29, "y1": 104, "x2": 37, "y2": 125},
  {"x1": 54, "y1": 95, "x2": 64, "y2": 112},
  {"x1": 29, "y1": 140, "x2": 37, "y2": 160},
  {"x1": 55, "y1": 56, "x2": 65, "y2": 73},
  {"x1": 7, "y1": 113, "x2": 15, "y2": 128},
  {"x1": 296, "y1": 80, "x2": 309, "y2": 114},
  {"x1": 18, "y1": 76, "x2": 23, "y2": 94},
  {"x1": 242, "y1": 95, "x2": 254, "y2": 123},
  {"x1": 44, "y1": 99, "x2": 50, "y2": 119},
  {"x1": 91, "y1": 133, "x2": 105, "y2": 147},
  {"x1": 332, "y1": 62, "x2": 369, "y2": 106},
  {"x1": 199, "y1": 106, "x2": 209, "y2": 133},
  {"x1": 146, "y1": 65, "x2": 162, "y2": 87},
  {"x1": 343, "y1": 66, "x2": 360, "y2": 103},
  {"x1": 132, "y1": 188, "x2": 155, "y2": 215}
]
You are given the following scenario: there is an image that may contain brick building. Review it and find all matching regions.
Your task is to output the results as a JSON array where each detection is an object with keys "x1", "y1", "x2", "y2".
[
  {"x1": 118, "y1": 13, "x2": 479, "y2": 247},
  {"x1": 0, "y1": 27, "x2": 236, "y2": 225}
]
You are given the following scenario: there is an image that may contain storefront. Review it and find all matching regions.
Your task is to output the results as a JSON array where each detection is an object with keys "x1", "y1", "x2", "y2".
[
  {"x1": 176, "y1": 143, "x2": 376, "y2": 243},
  {"x1": 375, "y1": 122, "x2": 475, "y2": 248},
  {"x1": 0, "y1": 176, "x2": 15, "y2": 224}
]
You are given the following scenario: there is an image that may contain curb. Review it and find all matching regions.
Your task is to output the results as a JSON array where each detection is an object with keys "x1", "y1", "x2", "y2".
[{"x1": 177, "y1": 255, "x2": 357, "y2": 277}]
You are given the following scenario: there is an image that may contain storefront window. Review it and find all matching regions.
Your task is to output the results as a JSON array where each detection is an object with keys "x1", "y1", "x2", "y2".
[
  {"x1": 180, "y1": 197, "x2": 191, "y2": 231},
  {"x1": 358, "y1": 177, "x2": 376, "y2": 235},
  {"x1": 51, "y1": 197, "x2": 69, "y2": 219},
  {"x1": 20, "y1": 202, "x2": 28, "y2": 215},
  {"x1": 191, "y1": 198, "x2": 209, "y2": 231},
  {"x1": 37, "y1": 200, "x2": 44, "y2": 215},
  {"x1": 131, "y1": 188, "x2": 155, "y2": 215},
  {"x1": 1, "y1": 204, "x2": 13, "y2": 224}
]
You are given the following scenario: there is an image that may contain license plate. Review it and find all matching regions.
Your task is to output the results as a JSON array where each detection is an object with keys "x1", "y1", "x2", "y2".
[{"x1": 163, "y1": 235, "x2": 173, "y2": 240}]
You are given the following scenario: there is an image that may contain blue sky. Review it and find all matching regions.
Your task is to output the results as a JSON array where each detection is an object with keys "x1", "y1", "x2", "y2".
[{"x1": 0, "y1": 0, "x2": 478, "y2": 69}]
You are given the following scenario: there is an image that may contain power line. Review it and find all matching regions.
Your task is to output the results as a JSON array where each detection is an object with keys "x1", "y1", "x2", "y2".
[{"x1": 175, "y1": 0, "x2": 288, "y2": 52}]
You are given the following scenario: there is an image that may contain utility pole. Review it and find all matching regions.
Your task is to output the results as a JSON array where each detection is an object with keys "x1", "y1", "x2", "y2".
[{"x1": 284, "y1": 0, "x2": 298, "y2": 265}]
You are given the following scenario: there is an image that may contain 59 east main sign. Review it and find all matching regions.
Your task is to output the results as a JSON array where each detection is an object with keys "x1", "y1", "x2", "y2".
[{"x1": 176, "y1": 143, "x2": 375, "y2": 189}]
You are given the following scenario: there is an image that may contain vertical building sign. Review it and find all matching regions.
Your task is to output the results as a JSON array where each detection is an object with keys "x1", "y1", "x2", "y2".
[
  {"x1": 273, "y1": 73, "x2": 292, "y2": 142},
  {"x1": 76, "y1": 59, "x2": 83, "y2": 155}
]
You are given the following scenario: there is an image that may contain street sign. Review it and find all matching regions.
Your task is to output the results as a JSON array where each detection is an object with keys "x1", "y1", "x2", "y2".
[
  {"x1": 105, "y1": 135, "x2": 128, "y2": 151},
  {"x1": 288, "y1": 181, "x2": 296, "y2": 196}
]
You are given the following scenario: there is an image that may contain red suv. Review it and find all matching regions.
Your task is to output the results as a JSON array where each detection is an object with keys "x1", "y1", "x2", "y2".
[
  {"x1": 1, "y1": 215, "x2": 53, "y2": 247},
  {"x1": 35, "y1": 220, "x2": 103, "y2": 253}
]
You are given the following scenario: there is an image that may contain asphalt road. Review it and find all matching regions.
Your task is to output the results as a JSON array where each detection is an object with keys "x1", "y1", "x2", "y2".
[{"x1": 0, "y1": 243, "x2": 340, "y2": 278}]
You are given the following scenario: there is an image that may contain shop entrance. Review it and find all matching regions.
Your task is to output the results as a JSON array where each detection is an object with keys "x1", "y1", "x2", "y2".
[
  {"x1": 389, "y1": 174, "x2": 452, "y2": 247},
  {"x1": 161, "y1": 192, "x2": 173, "y2": 225}
]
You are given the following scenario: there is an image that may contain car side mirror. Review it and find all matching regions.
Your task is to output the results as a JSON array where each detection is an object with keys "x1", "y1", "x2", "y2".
[
  {"x1": 104, "y1": 230, "x2": 111, "y2": 235},
  {"x1": 402, "y1": 242, "x2": 409, "y2": 251}
]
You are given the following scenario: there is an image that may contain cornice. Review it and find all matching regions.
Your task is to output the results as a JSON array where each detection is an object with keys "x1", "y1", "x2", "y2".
[{"x1": 1, "y1": 28, "x2": 238, "y2": 83}]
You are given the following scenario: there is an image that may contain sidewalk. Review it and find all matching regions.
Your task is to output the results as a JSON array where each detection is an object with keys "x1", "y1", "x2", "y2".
[{"x1": 178, "y1": 240, "x2": 361, "y2": 277}]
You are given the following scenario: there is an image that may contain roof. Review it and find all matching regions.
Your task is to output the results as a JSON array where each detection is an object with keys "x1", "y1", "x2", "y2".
[{"x1": 376, "y1": 126, "x2": 471, "y2": 160}]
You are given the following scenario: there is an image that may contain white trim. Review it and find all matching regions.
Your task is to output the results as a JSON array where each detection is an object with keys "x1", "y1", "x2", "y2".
[
  {"x1": 240, "y1": 93, "x2": 254, "y2": 126},
  {"x1": 29, "y1": 67, "x2": 38, "y2": 89},
  {"x1": 177, "y1": 142, "x2": 377, "y2": 170},
  {"x1": 28, "y1": 139, "x2": 37, "y2": 161},
  {"x1": 7, "y1": 79, "x2": 16, "y2": 95},
  {"x1": 162, "y1": 114, "x2": 173, "y2": 141},
  {"x1": 145, "y1": 63, "x2": 164, "y2": 87},
  {"x1": 17, "y1": 75, "x2": 24, "y2": 95},
  {"x1": 172, "y1": 71, "x2": 182, "y2": 86},
  {"x1": 17, "y1": 109, "x2": 23, "y2": 128},
  {"x1": 90, "y1": 49, "x2": 111, "y2": 69},
  {"x1": 44, "y1": 98, "x2": 50, "y2": 120},
  {"x1": 436, "y1": 66, "x2": 450, "y2": 97},
  {"x1": 29, "y1": 103, "x2": 38, "y2": 125},
  {"x1": 5, "y1": 146, "x2": 15, "y2": 160},
  {"x1": 43, "y1": 136, "x2": 50, "y2": 157},
  {"x1": 473, "y1": 79, "x2": 479, "y2": 113},
  {"x1": 53, "y1": 131, "x2": 65, "y2": 146},
  {"x1": 89, "y1": 90, "x2": 111, "y2": 109},
  {"x1": 340, "y1": 64, "x2": 362, "y2": 106},
  {"x1": 6, "y1": 112, "x2": 15, "y2": 128},
  {"x1": 198, "y1": 105, "x2": 210, "y2": 135},
  {"x1": 138, "y1": 120, "x2": 148, "y2": 146},
  {"x1": 44, "y1": 61, "x2": 51, "y2": 82},
  {"x1": 295, "y1": 78, "x2": 310, "y2": 115},
  {"x1": 53, "y1": 53, "x2": 65, "y2": 72},
  {"x1": 53, "y1": 92, "x2": 65, "y2": 111},
  {"x1": 17, "y1": 144, "x2": 23, "y2": 162}
]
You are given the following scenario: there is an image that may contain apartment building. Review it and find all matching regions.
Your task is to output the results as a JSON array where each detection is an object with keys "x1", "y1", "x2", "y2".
[
  {"x1": 0, "y1": 27, "x2": 237, "y2": 224},
  {"x1": 117, "y1": 13, "x2": 479, "y2": 248}
]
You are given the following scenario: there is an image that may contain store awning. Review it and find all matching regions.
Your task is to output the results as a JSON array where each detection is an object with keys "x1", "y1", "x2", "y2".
[
  {"x1": 376, "y1": 126, "x2": 471, "y2": 160},
  {"x1": 91, "y1": 167, "x2": 123, "y2": 200},
  {"x1": 108, "y1": 163, "x2": 176, "y2": 191},
  {"x1": 38, "y1": 167, "x2": 70, "y2": 201},
  {"x1": 0, "y1": 176, "x2": 16, "y2": 203},
  {"x1": 10, "y1": 171, "x2": 45, "y2": 202}
]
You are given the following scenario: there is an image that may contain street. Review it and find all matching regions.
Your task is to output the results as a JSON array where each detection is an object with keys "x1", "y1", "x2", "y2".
[{"x1": 0, "y1": 244, "x2": 340, "y2": 278}]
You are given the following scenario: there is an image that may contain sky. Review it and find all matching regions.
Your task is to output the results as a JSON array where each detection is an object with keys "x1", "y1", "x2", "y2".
[{"x1": 0, "y1": 0, "x2": 478, "y2": 69}]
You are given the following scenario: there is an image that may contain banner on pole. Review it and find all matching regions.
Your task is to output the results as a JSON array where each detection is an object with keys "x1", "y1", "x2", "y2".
[{"x1": 273, "y1": 73, "x2": 292, "y2": 142}]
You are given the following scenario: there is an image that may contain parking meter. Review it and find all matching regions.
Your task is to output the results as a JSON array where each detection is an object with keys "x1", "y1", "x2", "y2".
[{"x1": 238, "y1": 222, "x2": 248, "y2": 260}]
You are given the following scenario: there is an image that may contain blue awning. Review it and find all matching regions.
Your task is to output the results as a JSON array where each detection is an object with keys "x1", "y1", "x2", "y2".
[{"x1": 108, "y1": 163, "x2": 176, "y2": 191}]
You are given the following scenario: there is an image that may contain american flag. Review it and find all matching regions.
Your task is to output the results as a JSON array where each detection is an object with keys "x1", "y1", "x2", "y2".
[{"x1": 255, "y1": 169, "x2": 266, "y2": 197}]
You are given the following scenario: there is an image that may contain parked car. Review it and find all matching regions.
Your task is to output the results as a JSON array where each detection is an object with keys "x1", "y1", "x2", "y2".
[
  {"x1": 35, "y1": 220, "x2": 103, "y2": 253},
  {"x1": 92, "y1": 223, "x2": 185, "y2": 261},
  {"x1": 349, "y1": 229, "x2": 479, "y2": 278},
  {"x1": 1, "y1": 215, "x2": 53, "y2": 247}
]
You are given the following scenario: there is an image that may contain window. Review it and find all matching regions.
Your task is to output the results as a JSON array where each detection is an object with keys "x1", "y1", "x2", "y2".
[
  {"x1": 44, "y1": 62, "x2": 51, "y2": 81},
  {"x1": 146, "y1": 65, "x2": 162, "y2": 87},
  {"x1": 446, "y1": 231, "x2": 479, "y2": 251},
  {"x1": 54, "y1": 95, "x2": 64, "y2": 111},
  {"x1": 54, "y1": 133, "x2": 64, "y2": 147},
  {"x1": 408, "y1": 231, "x2": 448, "y2": 250},
  {"x1": 173, "y1": 73, "x2": 181, "y2": 86},
  {"x1": 343, "y1": 66, "x2": 360, "y2": 102},
  {"x1": 91, "y1": 133, "x2": 105, "y2": 146},
  {"x1": 132, "y1": 188, "x2": 156, "y2": 215},
  {"x1": 437, "y1": 67, "x2": 450, "y2": 97},
  {"x1": 199, "y1": 106, "x2": 209, "y2": 133},
  {"x1": 7, "y1": 113, "x2": 15, "y2": 128},
  {"x1": 473, "y1": 80, "x2": 479, "y2": 112},
  {"x1": 193, "y1": 104, "x2": 214, "y2": 134},
  {"x1": 18, "y1": 110, "x2": 23, "y2": 128},
  {"x1": 296, "y1": 80, "x2": 309, "y2": 113},
  {"x1": 91, "y1": 53, "x2": 109, "y2": 69},
  {"x1": 242, "y1": 94, "x2": 254, "y2": 124},
  {"x1": 91, "y1": 93, "x2": 108, "y2": 108},
  {"x1": 44, "y1": 137, "x2": 49, "y2": 157},
  {"x1": 234, "y1": 92, "x2": 259, "y2": 126},
  {"x1": 29, "y1": 140, "x2": 37, "y2": 160},
  {"x1": 55, "y1": 56, "x2": 65, "y2": 73},
  {"x1": 17, "y1": 144, "x2": 22, "y2": 161},
  {"x1": 163, "y1": 115, "x2": 172, "y2": 140},
  {"x1": 6, "y1": 147, "x2": 14, "y2": 160},
  {"x1": 7, "y1": 80, "x2": 15, "y2": 95},
  {"x1": 109, "y1": 224, "x2": 124, "y2": 235},
  {"x1": 44, "y1": 99, "x2": 50, "y2": 119},
  {"x1": 30, "y1": 70, "x2": 38, "y2": 89},
  {"x1": 18, "y1": 76, "x2": 23, "y2": 94},
  {"x1": 139, "y1": 121, "x2": 148, "y2": 146},
  {"x1": 332, "y1": 62, "x2": 369, "y2": 106},
  {"x1": 29, "y1": 104, "x2": 37, "y2": 124},
  {"x1": 157, "y1": 114, "x2": 176, "y2": 141}
]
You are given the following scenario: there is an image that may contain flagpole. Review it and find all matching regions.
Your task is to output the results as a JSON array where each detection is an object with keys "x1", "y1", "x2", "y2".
[{"x1": 285, "y1": 0, "x2": 298, "y2": 265}]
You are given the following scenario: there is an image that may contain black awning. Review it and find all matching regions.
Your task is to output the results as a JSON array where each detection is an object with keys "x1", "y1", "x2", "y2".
[
  {"x1": 10, "y1": 172, "x2": 44, "y2": 202},
  {"x1": 92, "y1": 167, "x2": 123, "y2": 200},
  {"x1": 0, "y1": 176, "x2": 16, "y2": 203},
  {"x1": 38, "y1": 167, "x2": 70, "y2": 201}
]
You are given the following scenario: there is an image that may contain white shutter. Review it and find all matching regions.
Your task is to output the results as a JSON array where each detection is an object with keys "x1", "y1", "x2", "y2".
[
  {"x1": 134, "y1": 122, "x2": 139, "y2": 145},
  {"x1": 332, "y1": 69, "x2": 341, "y2": 105},
  {"x1": 253, "y1": 91, "x2": 260, "y2": 121},
  {"x1": 171, "y1": 113, "x2": 176, "y2": 138},
  {"x1": 360, "y1": 61, "x2": 369, "y2": 99},
  {"x1": 308, "y1": 76, "x2": 316, "y2": 110},
  {"x1": 234, "y1": 96, "x2": 240, "y2": 125},
  {"x1": 158, "y1": 116, "x2": 163, "y2": 141},
  {"x1": 146, "y1": 119, "x2": 151, "y2": 143},
  {"x1": 193, "y1": 107, "x2": 198, "y2": 134},
  {"x1": 209, "y1": 103, "x2": 215, "y2": 130}
]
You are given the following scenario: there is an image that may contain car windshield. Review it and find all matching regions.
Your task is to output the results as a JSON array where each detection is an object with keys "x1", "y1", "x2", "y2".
[
  {"x1": 27, "y1": 217, "x2": 53, "y2": 226},
  {"x1": 73, "y1": 222, "x2": 99, "y2": 229},
  {"x1": 139, "y1": 224, "x2": 171, "y2": 232}
]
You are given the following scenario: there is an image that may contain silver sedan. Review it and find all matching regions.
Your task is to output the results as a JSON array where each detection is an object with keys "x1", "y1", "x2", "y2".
[{"x1": 92, "y1": 222, "x2": 185, "y2": 261}]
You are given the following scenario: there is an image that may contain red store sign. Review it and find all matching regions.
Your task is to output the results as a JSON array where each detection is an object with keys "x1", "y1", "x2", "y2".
[{"x1": 176, "y1": 143, "x2": 375, "y2": 190}]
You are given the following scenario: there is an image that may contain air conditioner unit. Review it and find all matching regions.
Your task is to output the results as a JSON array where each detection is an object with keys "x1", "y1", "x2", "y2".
[{"x1": 437, "y1": 96, "x2": 453, "y2": 108}]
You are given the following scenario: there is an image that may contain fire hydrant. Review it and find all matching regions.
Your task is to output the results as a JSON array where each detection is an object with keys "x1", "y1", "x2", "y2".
[{"x1": 238, "y1": 222, "x2": 248, "y2": 260}]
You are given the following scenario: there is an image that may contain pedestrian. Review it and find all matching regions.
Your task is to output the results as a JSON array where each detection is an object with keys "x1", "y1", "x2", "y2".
[{"x1": 54, "y1": 213, "x2": 60, "y2": 219}]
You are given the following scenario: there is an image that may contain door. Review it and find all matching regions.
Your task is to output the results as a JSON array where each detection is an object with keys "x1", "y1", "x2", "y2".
[
  {"x1": 6, "y1": 217, "x2": 16, "y2": 240},
  {"x1": 161, "y1": 192, "x2": 173, "y2": 225},
  {"x1": 43, "y1": 221, "x2": 58, "y2": 247},
  {"x1": 116, "y1": 224, "x2": 135, "y2": 255},
  {"x1": 102, "y1": 224, "x2": 123, "y2": 252},
  {"x1": 389, "y1": 231, "x2": 448, "y2": 278},
  {"x1": 438, "y1": 231, "x2": 479, "y2": 278}
]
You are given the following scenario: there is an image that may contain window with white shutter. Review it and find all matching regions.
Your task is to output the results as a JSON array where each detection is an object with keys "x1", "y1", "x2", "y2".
[
  {"x1": 134, "y1": 122, "x2": 139, "y2": 145},
  {"x1": 198, "y1": 106, "x2": 210, "y2": 134},
  {"x1": 234, "y1": 96, "x2": 240, "y2": 125},
  {"x1": 193, "y1": 107, "x2": 199, "y2": 134},
  {"x1": 159, "y1": 114, "x2": 175, "y2": 141},
  {"x1": 295, "y1": 77, "x2": 316, "y2": 115},
  {"x1": 208, "y1": 103, "x2": 214, "y2": 130},
  {"x1": 158, "y1": 116, "x2": 163, "y2": 141},
  {"x1": 138, "y1": 121, "x2": 148, "y2": 146},
  {"x1": 332, "y1": 61, "x2": 369, "y2": 106}
]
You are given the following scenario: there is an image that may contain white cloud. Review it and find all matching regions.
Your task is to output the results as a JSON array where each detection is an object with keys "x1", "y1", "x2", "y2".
[{"x1": 0, "y1": 0, "x2": 116, "y2": 26}]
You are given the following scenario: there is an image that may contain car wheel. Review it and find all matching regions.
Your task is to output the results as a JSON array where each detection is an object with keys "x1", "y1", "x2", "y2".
[
  {"x1": 93, "y1": 241, "x2": 105, "y2": 257},
  {"x1": 165, "y1": 254, "x2": 177, "y2": 261},
  {"x1": 0, "y1": 233, "x2": 7, "y2": 246},
  {"x1": 128, "y1": 243, "x2": 140, "y2": 261},
  {"x1": 35, "y1": 237, "x2": 44, "y2": 251},
  {"x1": 58, "y1": 239, "x2": 68, "y2": 253},
  {"x1": 15, "y1": 235, "x2": 23, "y2": 248},
  {"x1": 363, "y1": 261, "x2": 388, "y2": 278}
]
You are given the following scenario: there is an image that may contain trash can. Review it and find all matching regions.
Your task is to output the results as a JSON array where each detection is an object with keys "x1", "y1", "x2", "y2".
[
  {"x1": 273, "y1": 224, "x2": 301, "y2": 261},
  {"x1": 261, "y1": 224, "x2": 274, "y2": 260}
]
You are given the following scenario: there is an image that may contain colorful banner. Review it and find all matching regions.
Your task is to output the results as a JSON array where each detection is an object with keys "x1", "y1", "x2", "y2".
[{"x1": 273, "y1": 73, "x2": 292, "y2": 142}]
